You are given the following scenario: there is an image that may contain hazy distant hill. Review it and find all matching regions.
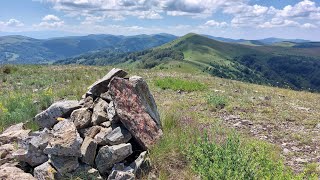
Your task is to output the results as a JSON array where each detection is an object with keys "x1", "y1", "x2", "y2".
[
  {"x1": 204, "y1": 35, "x2": 312, "y2": 46},
  {"x1": 0, "y1": 34, "x2": 177, "y2": 64}
]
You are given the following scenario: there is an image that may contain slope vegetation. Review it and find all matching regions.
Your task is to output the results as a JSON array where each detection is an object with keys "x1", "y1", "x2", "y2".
[{"x1": 123, "y1": 33, "x2": 320, "y2": 92}]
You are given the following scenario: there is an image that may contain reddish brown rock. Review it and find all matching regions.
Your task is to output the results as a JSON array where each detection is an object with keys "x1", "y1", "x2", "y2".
[{"x1": 108, "y1": 76, "x2": 162, "y2": 150}]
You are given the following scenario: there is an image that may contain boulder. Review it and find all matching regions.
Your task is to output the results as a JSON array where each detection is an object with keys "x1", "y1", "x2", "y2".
[
  {"x1": 129, "y1": 76, "x2": 161, "y2": 128},
  {"x1": 78, "y1": 126, "x2": 101, "y2": 139},
  {"x1": 109, "y1": 77, "x2": 162, "y2": 150},
  {"x1": 107, "y1": 170, "x2": 135, "y2": 180},
  {"x1": 106, "y1": 126, "x2": 132, "y2": 145},
  {"x1": 0, "y1": 164, "x2": 36, "y2": 180},
  {"x1": 70, "y1": 108, "x2": 92, "y2": 129},
  {"x1": 0, "y1": 123, "x2": 30, "y2": 144},
  {"x1": 86, "y1": 68, "x2": 128, "y2": 97},
  {"x1": 34, "y1": 161, "x2": 61, "y2": 180},
  {"x1": 49, "y1": 155, "x2": 79, "y2": 175},
  {"x1": 95, "y1": 143, "x2": 133, "y2": 174},
  {"x1": 80, "y1": 137, "x2": 97, "y2": 166},
  {"x1": 35, "y1": 100, "x2": 80, "y2": 128},
  {"x1": 92, "y1": 98, "x2": 108, "y2": 125},
  {"x1": 94, "y1": 127, "x2": 112, "y2": 145},
  {"x1": 12, "y1": 145, "x2": 48, "y2": 167},
  {"x1": 44, "y1": 120, "x2": 83, "y2": 157}
]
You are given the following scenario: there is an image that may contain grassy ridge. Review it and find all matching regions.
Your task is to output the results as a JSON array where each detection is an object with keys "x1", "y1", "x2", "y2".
[{"x1": 1, "y1": 65, "x2": 319, "y2": 178}]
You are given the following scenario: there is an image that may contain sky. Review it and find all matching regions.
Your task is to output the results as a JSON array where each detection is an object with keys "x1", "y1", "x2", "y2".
[{"x1": 0, "y1": 0, "x2": 320, "y2": 40}]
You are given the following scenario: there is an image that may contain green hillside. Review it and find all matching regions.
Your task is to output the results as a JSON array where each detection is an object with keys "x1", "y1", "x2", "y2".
[{"x1": 122, "y1": 33, "x2": 320, "y2": 92}]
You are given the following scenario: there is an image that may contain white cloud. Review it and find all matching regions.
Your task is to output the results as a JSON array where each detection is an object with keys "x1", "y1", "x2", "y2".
[
  {"x1": 301, "y1": 23, "x2": 317, "y2": 28},
  {"x1": 41, "y1": 0, "x2": 245, "y2": 20},
  {"x1": 42, "y1": 14, "x2": 61, "y2": 21},
  {"x1": 0, "y1": 19, "x2": 24, "y2": 27},
  {"x1": 34, "y1": 15, "x2": 64, "y2": 29},
  {"x1": 276, "y1": 0, "x2": 319, "y2": 18},
  {"x1": 37, "y1": 21, "x2": 64, "y2": 28},
  {"x1": 204, "y1": 20, "x2": 228, "y2": 27}
]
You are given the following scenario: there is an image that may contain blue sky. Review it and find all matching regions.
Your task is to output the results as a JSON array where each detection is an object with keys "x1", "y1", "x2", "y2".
[{"x1": 0, "y1": 0, "x2": 320, "y2": 40}]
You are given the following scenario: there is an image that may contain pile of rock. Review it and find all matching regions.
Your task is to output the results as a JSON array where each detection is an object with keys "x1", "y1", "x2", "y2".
[{"x1": 0, "y1": 68, "x2": 163, "y2": 180}]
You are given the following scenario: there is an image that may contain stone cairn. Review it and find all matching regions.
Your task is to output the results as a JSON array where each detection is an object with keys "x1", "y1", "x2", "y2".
[{"x1": 0, "y1": 68, "x2": 163, "y2": 180}]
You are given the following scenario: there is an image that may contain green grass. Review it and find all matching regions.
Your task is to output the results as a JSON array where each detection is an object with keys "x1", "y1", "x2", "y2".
[
  {"x1": 155, "y1": 77, "x2": 207, "y2": 92},
  {"x1": 207, "y1": 94, "x2": 228, "y2": 109},
  {"x1": 1, "y1": 65, "x2": 320, "y2": 178}
]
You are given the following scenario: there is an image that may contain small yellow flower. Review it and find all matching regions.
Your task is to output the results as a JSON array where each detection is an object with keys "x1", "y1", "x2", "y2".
[
  {"x1": 56, "y1": 117, "x2": 65, "y2": 121},
  {"x1": 0, "y1": 102, "x2": 8, "y2": 114}
]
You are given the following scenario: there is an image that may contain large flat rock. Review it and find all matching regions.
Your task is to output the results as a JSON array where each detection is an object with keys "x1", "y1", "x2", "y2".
[
  {"x1": 109, "y1": 76, "x2": 162, "y2": 150},
  {"x1": 86, "y1": 68, "x2": 128, "y2": 97}
]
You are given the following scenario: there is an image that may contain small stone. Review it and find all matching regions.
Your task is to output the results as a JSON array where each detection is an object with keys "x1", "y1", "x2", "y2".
[
  {"x1": 70, "y1": 164, "x2": 103, "y2": 180},
  {"x1": 78, "y1": 126, "x2": 101, "y2": 139},
  {"x1": 283, "y1": 148, "x2": 290, "y2": 154},
  {"x1": 29, "y1": 128, "x2": 52, "y2": 150},
  {"x1": 0, "y1": 123, "x2": 31, "y2": 144},
  {"x1": 70, "y1": 108, "x2": 92, "y2": 129},
  {"x1": 0, "y1": 144, "x2": 15, "y2": 166},
  {"x1": 106, "y1": 126, "x2": 132, "y2": 145},
  {"x1": 100, "y1": 92, "x2": 113, "y2": 102},
  {"x1": 95, "y1": 143, "x2": 133, "y2": 175},
  {"x1": 34, "y1": 161, "x2": 61, "y2": 180},
  {"x1": 49, "y1": 155, "x2": 79, "y2": 175},
  {"x1": 44, "y1": 120, "x2": 83, "y2": 157},
  {"x1": 295, "y1": 158, "x2": 308, "y2": 163},
  {"x1": 107, "y1": 170, "x2": 135, "y2": 180},
  {"x1": 125, "y1": 151, "x2": 150, "y2": 177},
  {"x1": 107, "y1": 101, "x2": 119, "y2": 122},
  {"x1": 291, "y1": 146, "x2": 300, "y2": 152},
  {"x1": 34, "y1": 100, "x2": 80, "y2": 128},
  {"x1": 94, "y1": 127, "x2": 113, "y2": 145},
  {"x1": 80, "y1": 137, "x2": 97, "y2": 166},
  {"x1": 100, "y1": 121, "x2": 111, "y2": 128},
  {"x1": 13, "y1": 146, "x2": 48, "y2": 167},
  {"x1": 81, "y1": 96, "x2": 94, "y2": 109},
  {"x1": 0, "y1": 165, "x2": 36, "y2": 180},
  {"x1": 92, "y1": 98, "x2": 108, "y2": 125}
]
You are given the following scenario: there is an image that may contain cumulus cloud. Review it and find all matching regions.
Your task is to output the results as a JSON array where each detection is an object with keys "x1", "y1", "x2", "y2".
[
  {"x1": 204, "y1": 20, "x2": 228, "y2": 27},
  {"x1": 35, "y1": 15, "x2": 64, "y2": 28},
  {"x1": 42, "y1": 14, "x2": 61, "y2": 21},
  {"x1": 41, "y1": 0, "x2": 244, "y2": 20},
  {"x1": 0, "y1": 19, "x2": 24, "y2": 27}
]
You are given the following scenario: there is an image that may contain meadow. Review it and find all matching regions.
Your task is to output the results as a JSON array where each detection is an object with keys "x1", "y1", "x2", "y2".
[{"x1": 1, "y1": 65, "x2": 319, "y2": 179}]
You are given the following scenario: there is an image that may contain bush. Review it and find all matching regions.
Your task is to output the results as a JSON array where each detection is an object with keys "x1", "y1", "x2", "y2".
[
  {"x1": 186, "y1": 133, "x2": 300, "y2": 180},
  {"x1": 155, "y1": 77, "x2": 207, "y2": 92},
  {"x1": 207, "y1": 94, "x2": 228, "y2": 109}
]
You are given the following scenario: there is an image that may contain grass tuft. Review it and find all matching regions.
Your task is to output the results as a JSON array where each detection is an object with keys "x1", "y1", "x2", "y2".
[
  {"x1": 155, "y1": 77, "x2": 207, "y2": 92},
  {"x1": 207, "y1": 94, "x2": 228, "y2": 109}
]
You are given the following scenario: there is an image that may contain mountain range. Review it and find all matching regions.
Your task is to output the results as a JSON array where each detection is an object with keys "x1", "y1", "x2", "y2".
[
  {"x1": 1, "y1": 33, "x2": 320, "y2": 92},
  {"x1": 0, "y1": 33, "x2": 177, "y2": 64}
]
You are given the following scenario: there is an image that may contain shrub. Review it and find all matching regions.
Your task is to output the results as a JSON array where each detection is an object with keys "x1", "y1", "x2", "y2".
[
  {"x1": 186, "y1": 133, "x2": 299, "y2": 180},
  {"x1": 207, "y1": 94, "x2": 228, "y2": 109},
  {"x1": 155, "y1": 77, "x2": 207, "y2": 92}
]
